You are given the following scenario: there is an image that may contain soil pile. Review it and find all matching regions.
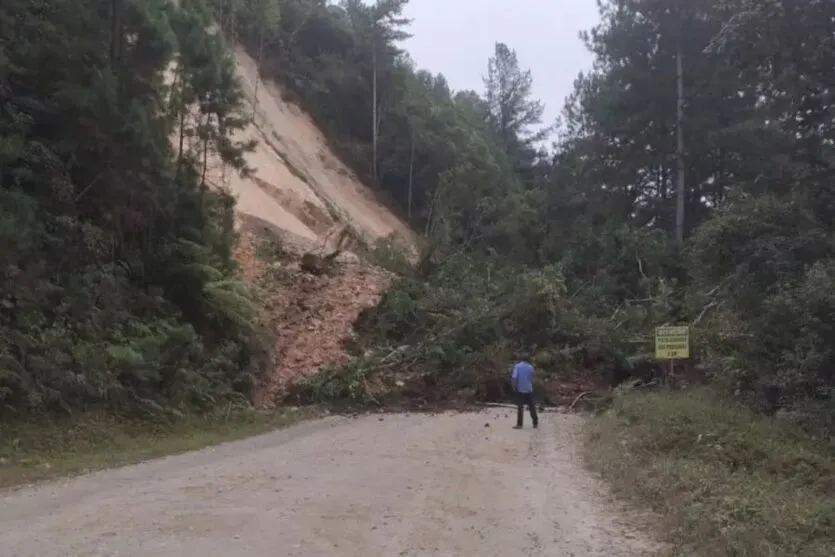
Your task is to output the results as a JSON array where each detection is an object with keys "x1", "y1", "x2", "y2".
[{"x1": 236, "y1": 233, "x2": 393, "y2": 406}]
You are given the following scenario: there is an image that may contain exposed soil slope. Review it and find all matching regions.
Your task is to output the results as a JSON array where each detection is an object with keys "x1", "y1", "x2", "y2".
[
  {"x1": 190, "y1": 46, "x2": 416, "y2": 401},
  {"x1": 207, "y1": 46, "x2": 416, "y2": 255},
  {"x1": 0, "y1": 410, "x2": 661, "y2": 557}
]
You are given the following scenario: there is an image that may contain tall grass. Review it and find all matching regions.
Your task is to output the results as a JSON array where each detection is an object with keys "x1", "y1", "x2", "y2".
[
  {"x1": 586, "y1": 389, "x2": 835, "y2": 557},
  {"x1": 0, "y1": 407, "x2": 316, "y2": 488}
]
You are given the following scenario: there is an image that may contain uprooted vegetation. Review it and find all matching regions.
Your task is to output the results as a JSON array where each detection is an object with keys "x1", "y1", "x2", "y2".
[
  {"x1": 0, "y1": 0, "x2": 418, "y2": 424},
  {"x1": 236, "y1": 229, "x2": 395, "y2": 407},
  {"x1": 289, "y1": 0, "x2": 835, "y2": 444},
  {"x1": 265, "y1": 2, "x2": 835, "y2": 550},
  {"x1": 289, "y1": 250, "x2": 640, "y2": 408}
]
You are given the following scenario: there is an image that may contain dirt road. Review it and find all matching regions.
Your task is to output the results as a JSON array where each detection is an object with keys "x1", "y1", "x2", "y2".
[{"x1": 0, "y1": 410, "x2": 658, "y2": 556}]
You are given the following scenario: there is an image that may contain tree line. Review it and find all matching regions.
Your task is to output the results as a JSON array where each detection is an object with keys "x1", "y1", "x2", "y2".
[
  {"x1": 242, "y1": 0, "x2": 833, "y2": 431},
  {"x1": 2, "y1": 0, "x2": 834, "y2": 432}
]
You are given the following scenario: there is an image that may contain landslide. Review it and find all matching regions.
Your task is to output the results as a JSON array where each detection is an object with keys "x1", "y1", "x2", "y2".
[
  {"x1": 206, "y1": 45, "x2": 416, "y2": 256},
  {"x1": 196, "y1": 45, "x2": 415, "y2": 405},
  {"x1": 235, "y1": 230, "x2": 395, "y2": 407}
]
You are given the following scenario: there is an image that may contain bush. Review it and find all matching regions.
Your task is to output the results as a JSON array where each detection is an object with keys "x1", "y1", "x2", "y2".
[
  {"x1": 289, "y1": 360, "x2": 379, "y2": 407},
  {"x1": 689, "y1": 193, "x2": 835, "y2": 432},
  {"x1": 304, "y1": 254, "x2": 626, "y2": 405},
  {"x1": 365, "y1": 234, "x2": 414, "y2": 276},
  {"x1": 587, "y1": 389, "x2": 835, "y2": 557}
]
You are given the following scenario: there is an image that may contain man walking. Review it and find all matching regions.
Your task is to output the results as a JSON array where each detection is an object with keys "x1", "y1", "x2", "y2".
[{"x1": 511, "y1": 354, "x2": 538, "y2": 429}]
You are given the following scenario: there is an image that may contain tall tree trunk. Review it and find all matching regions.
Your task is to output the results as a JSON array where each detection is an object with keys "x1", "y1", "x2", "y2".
[
  {"x1": 109, "y1": 0, "x2": 122, "y2": 69},
  {"x1": 675, "y1": 39, "x2": 686, "y2": 244},
  {"x1": 253, "y1": 22, "x2": 265, "y2": 120},
  {"x1": 408, "y1": 127, "x2": 414, "y2": 220},
  {"x1": 372, "y1": 38, "x2": 378, "y2": 182},
  {"x1": 177, "y1": 107, "x2": 186, "y2": 177},
  {"x1": 425, "y1": 180, "x2": 445, "y2": 238},
  {"x1": 201, "y1": 115, "x2": 211, "y2": 189},
  {"x1": 176, "y1": 66, "x2": 186, "y2": 178},
  {"x1": 228, "y1": 1, "x2": 237, "y2": 44},
  {"x1": 109, "y1": 0, "x2": 125, "y2": 104}
]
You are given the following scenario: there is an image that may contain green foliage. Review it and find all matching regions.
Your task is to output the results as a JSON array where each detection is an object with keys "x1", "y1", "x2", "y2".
[
  {"x1": 291, "y1": 361, "x2": 379, "y2": 407},
  {"x1": 364, "y1": 234, "x2": 413, "y2": 275},
  {"x1": 16, "y1": 0, "x2": 826, "y2": 439},
  {"x1": 0, "y1": 0, "x2": 268, "y2": 419},
  {"x1": 0, "y1": 406, "x2": 315, "y2": 487},
  {"x1": 267, "y1": 0, "x2": 835, "y2": 436},
  {"x1": 540, "y1": 0, "x2": 835, "y2": 432},
  {"x1": 306, "y1": 254, "x2": 620, "y2": 405},
  {"x1": 588, "y1": 389, "x2": 835, "y2": 557},
  {"x1": 484, "y1": 42, "x2": 548, "y2": 172},
  {"x1": 219, "y1": 0, "x2": 835, "y2": 436}
]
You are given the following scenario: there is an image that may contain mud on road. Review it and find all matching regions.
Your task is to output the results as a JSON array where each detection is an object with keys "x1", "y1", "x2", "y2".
[{"x1": 0, "y1": 410, "x2": 660, "y2": 557}]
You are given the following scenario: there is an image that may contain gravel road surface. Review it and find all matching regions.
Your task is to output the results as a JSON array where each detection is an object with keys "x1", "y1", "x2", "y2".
[{"x1": 0, "y1": 409, "x2": 658, "y2": 556}]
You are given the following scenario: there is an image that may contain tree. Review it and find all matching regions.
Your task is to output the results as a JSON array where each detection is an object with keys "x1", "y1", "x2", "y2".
[
  {"x1": 340, "y1": 0, "x2": 411, "y2": 181},
  {"x1": 557, "y1": 0, "x2": 749, "y2": 239},
  {"x1": 251, "y1": 0, "x2": 281, "y2": 118},
  {"x1": 0, "y1": 0, "x2": 267, "y2": 418},
  {"x1": 483, "y1": 42, "x2": 547, "y2": 171}
]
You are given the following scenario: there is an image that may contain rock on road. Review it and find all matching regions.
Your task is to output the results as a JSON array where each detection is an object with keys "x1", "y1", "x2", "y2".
[{"x1": 0, "y1": 409, "x2": 659, "y2": 557}]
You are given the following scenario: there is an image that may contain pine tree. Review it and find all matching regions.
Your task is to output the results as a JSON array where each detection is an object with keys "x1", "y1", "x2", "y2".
[
  {"x1": 483, "y1": 42, "x2": 547, "y2": 169},
  {"x1": 0, "y1": 0, "x2": 266, "y2": 417}
]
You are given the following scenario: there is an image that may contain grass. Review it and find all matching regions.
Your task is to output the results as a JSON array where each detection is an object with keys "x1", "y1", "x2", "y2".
[
  {"x1": 0, "y1": 406, "x2": 319, "y2": 488},
  {"x1": 585, "y1": 388, "x2": 835, "y2": 557}
]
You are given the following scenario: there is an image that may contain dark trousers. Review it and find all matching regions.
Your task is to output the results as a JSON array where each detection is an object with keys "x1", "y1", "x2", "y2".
[{"x1": 516, "y1": 392, "x2": 538, "y2": 427}]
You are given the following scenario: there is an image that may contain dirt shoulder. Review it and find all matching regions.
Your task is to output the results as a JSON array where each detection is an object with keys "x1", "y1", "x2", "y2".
[
  {"x1": 0, "y1": 408, "x2": 316, "y2": 489},
  {"x1": 1, "y1": 409, "x2": 661, "y2": 557}
]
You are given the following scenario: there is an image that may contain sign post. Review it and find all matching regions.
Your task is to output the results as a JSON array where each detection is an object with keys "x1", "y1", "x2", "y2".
[{"x1": 654, "y1": 325, "x2": 690, "y2": 386}]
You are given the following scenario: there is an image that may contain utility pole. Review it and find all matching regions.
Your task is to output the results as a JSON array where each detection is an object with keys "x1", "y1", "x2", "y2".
[
  {"x1": 253, "y1": 22, "x2": 264, "y2": 121},
  {"x1": 675, "y1": 38, "x2": 686, "y2": 244}
]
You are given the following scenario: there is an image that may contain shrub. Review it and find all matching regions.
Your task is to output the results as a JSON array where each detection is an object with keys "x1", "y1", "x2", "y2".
[{"x1": 587, "y1": 389, "x2": 835, "y2": 557}]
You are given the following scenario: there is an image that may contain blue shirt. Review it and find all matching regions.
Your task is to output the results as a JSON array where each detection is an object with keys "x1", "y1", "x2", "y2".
[{"x1": 512, "y1": 361, "x2": 534, "y2": 393}]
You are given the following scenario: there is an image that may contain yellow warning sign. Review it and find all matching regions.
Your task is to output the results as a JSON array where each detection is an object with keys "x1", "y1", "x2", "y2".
[{"x1": 654, "y1": 325, "x2": 690, "y2": 359}]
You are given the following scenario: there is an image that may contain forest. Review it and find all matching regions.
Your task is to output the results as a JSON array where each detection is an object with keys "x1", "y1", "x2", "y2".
[
  {"x1": 236, "y1": 0, "x2": 833, "y2": 434},
  {"x1": 2, "y1": 0, "x2": 835, "y2": 439},
  {"x1": 0, "y1": 0, "x2": 268, "y2": 418}
]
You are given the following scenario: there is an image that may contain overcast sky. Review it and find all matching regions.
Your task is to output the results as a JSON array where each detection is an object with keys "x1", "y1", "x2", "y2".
[{"x1": 400, "y1": 0, "x2": 601, "y2": 126}]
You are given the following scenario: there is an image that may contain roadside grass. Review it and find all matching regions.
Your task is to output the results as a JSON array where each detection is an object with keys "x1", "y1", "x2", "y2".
[
  {"x1": 586, "y1": 388, "x2": 835, "y2": 557},
  {"x1": 0, "y1": 406, "x2": 319, "y2": 488}
]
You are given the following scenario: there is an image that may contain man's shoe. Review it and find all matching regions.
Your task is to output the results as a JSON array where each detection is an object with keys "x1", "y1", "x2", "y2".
[
  {"x1": 533, "y1": 423, "x2": 539, "y2": 429},
  {"x1": 513, "y1": 425, "x2": 523, "y2": 429}
]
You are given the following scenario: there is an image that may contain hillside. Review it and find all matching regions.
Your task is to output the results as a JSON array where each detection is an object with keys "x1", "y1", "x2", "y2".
[
  {"x1": 235, "y1": 230, "x2": 396, "y2": 407},
  {"x1": 212, "y1": 46, "x2": 416, "y2": 255},
  {"x1": 0, "y1": 0, "x2": 414, "y2": 418},
  {"x1": 212, "y1": 46, "x2": 417, "y2": 404}
]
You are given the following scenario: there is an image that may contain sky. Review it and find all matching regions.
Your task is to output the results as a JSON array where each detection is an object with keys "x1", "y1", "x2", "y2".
[{"x1": 401, "y1": 0, "x2": 602, "y2": 127}]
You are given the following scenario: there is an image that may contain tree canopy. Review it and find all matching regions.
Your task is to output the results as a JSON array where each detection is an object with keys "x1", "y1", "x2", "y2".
[{"x1": 0, "y1": 0, "x2": 265, "y2": 418}]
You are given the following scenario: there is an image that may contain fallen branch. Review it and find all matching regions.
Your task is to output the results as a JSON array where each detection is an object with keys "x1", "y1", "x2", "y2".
[
  {"x1": 377, "y1": 348, "x2": 402, "y2": 364},
  {"x1": 636, "y1": 253, "x2": 648, "y2": 280},
  {"x1": 568, "y1": 391, "x2": 593, "y2": 411},
  {"x1": 691, "y1": 300, "x2": 720, "y2": 328}
]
